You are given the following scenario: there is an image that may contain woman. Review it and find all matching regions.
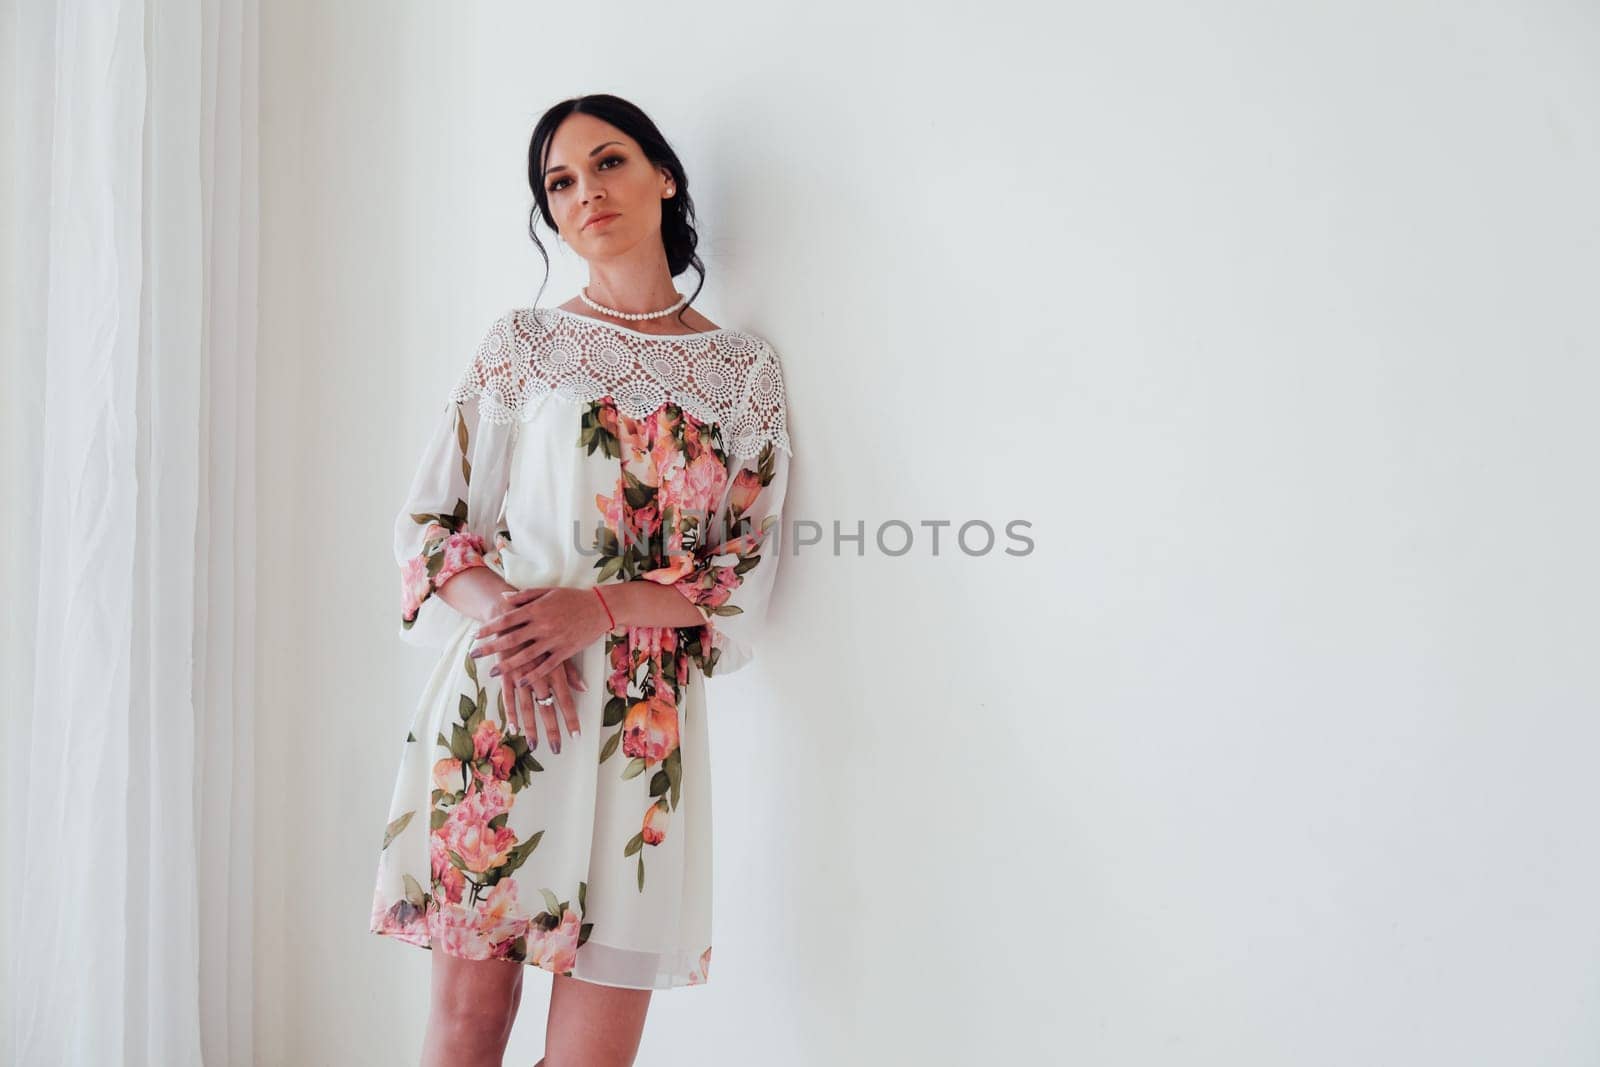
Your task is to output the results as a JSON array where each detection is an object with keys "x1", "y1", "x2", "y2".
[{"x1": 368, "y1": 94, "x2": 793, "y2": 1066}]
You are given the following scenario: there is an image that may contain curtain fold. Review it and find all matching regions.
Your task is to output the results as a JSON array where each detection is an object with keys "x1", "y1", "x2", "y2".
[{"x1": 4, "y1": 1, "x2": 259, "y2": 1064}]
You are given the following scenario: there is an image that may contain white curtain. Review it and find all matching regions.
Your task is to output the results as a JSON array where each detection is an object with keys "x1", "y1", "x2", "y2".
[{"x1": 2, "y1": 1, "x2": 259, "y2": 1064}]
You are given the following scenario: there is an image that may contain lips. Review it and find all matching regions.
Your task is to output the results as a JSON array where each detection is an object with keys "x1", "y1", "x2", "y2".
[{"x1": 584, "y1": 212, "x2": 620, "y2": 229}]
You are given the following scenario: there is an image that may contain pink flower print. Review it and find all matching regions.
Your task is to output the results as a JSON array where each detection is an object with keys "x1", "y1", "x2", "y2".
[
  {"x1": 526, "y1": 904, "x2": 583, "y2": 973},
  {"x1": 486, "y1": 741, "x2": 516, "y2": 781},
  {"x1": 471, "y1": 717, "x2": 504, "y2": 761},
  {"x1": 432, "y1": 756, "x2": 464, "y2": 794},
  {"x1": 641, "y1": 799, "x2": 670, "y2": 846},
  {"x1": 401, "y1": 556, "x2": 432, "y2": 622},
  {"x1": 682, "y1": 450, "x2": 727, "y2": 513},
  {"x1": 649, "y1": 431, "x2": 687, "y2": 487},
  {"x1": 433, "y1": 899, "x2": 496, "y2": 959},
  {"x1": 594, "y1": 476, "x2": 628, "y2": 535},
  {"x1": 436, "y1": 530, "x2": 488, "y2": 587},
  {"x1": 371, "y1": 885, "x2": 429, "y2": 941},
  {"x1": 616, "y1": 411, "x2": 650, "y2": 460},
  {"x1": 461, "y1": 775, "x2": 513, "y2": 811},
  {"x1": 479, "y1": 879, "x2": 532, "y2": 958},
  {"x1": 628, "y1": 502, "x2": 660, "y2": 549},
  {"x1": 439, "y1": 785, "x2": 518, "y2": 874},
  {"x1": 728, "y1": 466, "x2": 763, "y2": 518},
  {"x1": 650, "y1": 405, "x2": 683, "y2": 444},
  {"x1": 622, "y1": 694, "x2": 679, "y2": 766},
  {"x1": 699, "y1": 566, "x2": 744, "y2": 611},
  {"x1": 687, "y1": 945, "x2": 712, "y2": 985},
  {"x1": 631, "y1": 624, "x2": 663, "y2": 658},
  {"x1": 430, "y1": 834, "x2": 466, "y2": 905},
  {"x1": 640, "y1": 553, "x2": 696, "y2": 586}
]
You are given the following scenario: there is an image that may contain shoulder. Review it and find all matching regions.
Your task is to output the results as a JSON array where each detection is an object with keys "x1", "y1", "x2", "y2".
[
  {"x1": 445, "y1": 309, "x2": 536, "y2": 418},
  {"x1": 738, "y1": 331, "x2": 787, "y2": 393}
]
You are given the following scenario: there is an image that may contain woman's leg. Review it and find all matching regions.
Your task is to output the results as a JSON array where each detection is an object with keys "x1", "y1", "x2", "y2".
[
  {"x1": 542, "y1": 973, "x2": 653, "y2": 1066},
  {"x1": 421, "y1": 952, "x2": 525, "y2": 1066}
]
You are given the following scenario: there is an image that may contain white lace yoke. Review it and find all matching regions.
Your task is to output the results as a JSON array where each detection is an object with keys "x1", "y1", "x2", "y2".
[{"x1": 449, "y1": 307, "x2": 791, "y2": 460}]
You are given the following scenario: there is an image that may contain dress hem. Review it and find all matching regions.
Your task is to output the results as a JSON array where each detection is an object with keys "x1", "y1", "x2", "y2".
[{"x1": 368, "y1": 926, "x2": 710, "y2": 991}]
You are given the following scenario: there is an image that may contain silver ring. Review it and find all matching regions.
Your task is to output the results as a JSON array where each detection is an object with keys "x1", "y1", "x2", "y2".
[{"x1": 535, "y1": 694, "x2": 556, "y2": 706}]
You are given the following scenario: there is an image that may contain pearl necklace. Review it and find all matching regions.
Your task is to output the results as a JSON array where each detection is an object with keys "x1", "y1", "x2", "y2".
[{"x1": 579, "y1": 286, "x2": 689, "y2": 322}]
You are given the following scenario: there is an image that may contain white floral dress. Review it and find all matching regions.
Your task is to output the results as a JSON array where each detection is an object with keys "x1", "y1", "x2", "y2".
[{"x1": 369, "y1": 307, "x2": 792, "y2": 990}]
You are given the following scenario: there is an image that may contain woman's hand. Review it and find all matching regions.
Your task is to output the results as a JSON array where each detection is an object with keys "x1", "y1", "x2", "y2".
[{"x1": 469, "y1": 587, "x2": 614, "y2": 754}]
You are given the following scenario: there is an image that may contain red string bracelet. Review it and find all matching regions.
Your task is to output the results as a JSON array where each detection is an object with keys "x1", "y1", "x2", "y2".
[{"x1": 591, "y1": 585, "x2": 616, "y2": 630}]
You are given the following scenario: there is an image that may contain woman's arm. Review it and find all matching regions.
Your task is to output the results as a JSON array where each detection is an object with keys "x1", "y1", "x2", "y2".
[
  {"x1": 599, "y1": 578, "x2": 711, "y2": 629},
  {"x1": 433, "y1": 565, "x2": 518, "y2": 624}
]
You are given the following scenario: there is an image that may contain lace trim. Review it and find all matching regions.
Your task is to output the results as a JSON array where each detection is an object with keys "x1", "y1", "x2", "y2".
[{"x1": 449, "y1": 307, "x2": 792, "y2": 460}]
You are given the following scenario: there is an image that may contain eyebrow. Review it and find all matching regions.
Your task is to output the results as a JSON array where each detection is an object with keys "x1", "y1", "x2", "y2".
[{"x1": 543, "y1": 141, "x2": 624, "y2": 179}]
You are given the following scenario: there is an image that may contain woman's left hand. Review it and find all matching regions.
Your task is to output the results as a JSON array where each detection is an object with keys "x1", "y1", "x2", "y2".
[{"x1": 470, "y1": 586, "x2": 615, "y2": 686}]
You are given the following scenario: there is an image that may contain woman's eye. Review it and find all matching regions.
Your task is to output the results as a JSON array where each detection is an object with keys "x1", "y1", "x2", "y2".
[{"x1": 547, "y1": 155, "x2": 625, "y2": 193}]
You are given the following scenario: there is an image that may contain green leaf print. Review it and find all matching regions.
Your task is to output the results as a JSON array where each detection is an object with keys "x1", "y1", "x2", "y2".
[
  {"x1": 649, "y1": 770, "x2": 669, "y2": 798},
  {"x1": 578, "y1": 881, "x2": 587, "y2": 915},
  {"x1": 498, "y1": 830, "x2": 544, "y2": 877},
  {"x1": 402, "y1": 874, "x2": 427, "y2": 908},
  {"x1": 598, "y1": 730, "x2": 620, "y2": 764},
  {"x1": 637, "y1": 855, "x2": 645, "y2": 891},
  {"x1": 603, "y1": 697, "x2": 627, "y2": 728},
  {"x1": 665, "y1": 748, "x2": 682, "y2": 810},
  {"x1": 624, "y1": 832, "x2": 644, "y2": 858},
  {"x1": 540, "y1": 888, "x2": 562, "y2": 916},
  {"x1": 382, "y1": 810, "x2": 414, "y2": 850},
  {"x1": 621, "y1": 757, "x2": 646, "y2": 780},
  {"x1": 449, "y1": 723, "x2": 474, "y2": 762}
]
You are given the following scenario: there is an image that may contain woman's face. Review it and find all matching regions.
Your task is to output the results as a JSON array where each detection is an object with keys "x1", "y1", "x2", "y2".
[{"x1": 541, "y1": 113, "x2": 673, "y2": 261}]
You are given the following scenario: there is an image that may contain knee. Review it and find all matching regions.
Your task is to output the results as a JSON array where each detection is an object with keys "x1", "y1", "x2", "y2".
[{"x1": 430, "y1": 984, "x2": 517, "y2": 1041}]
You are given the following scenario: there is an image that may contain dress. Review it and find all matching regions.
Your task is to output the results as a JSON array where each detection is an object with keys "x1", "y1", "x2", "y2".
[{"x1": 368, "y1": 306, "x2": 792, "y2": 989}]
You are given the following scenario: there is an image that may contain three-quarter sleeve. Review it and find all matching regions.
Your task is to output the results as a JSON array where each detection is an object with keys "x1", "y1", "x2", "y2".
[
  {"x1": 394, "y1": 316, "x2": 518, "y2": 648},
  {"x1": 646, "y1": 334, "x2": 793, "y2": 677},
  {"x1": 662, "y1": 440, "x2": 791, "y2": 676}
]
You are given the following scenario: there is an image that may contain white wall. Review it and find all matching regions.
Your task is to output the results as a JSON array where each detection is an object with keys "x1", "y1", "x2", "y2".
[{"x1": 258, "y1": 2, "x2": 1600, "y2": 1064}]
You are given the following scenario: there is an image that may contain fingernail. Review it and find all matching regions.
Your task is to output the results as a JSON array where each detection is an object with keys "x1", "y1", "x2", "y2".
[{"x1": 489, "y1": 666, "x2": 500, "y2": 676}]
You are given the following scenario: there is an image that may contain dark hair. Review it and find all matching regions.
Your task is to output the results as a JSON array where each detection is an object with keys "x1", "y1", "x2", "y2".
[{"x1": 525, "y1": 94, "x2": 706, "y2": 332}]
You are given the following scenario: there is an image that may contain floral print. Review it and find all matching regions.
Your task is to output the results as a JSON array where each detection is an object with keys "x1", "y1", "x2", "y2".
[
  {"x1": 399, "y1": 402, "x2": 493, "y2": 632},
  {"x1": 371, "y1": 645, "x2": 598, "y2": 970},
  {"x1": 585, "y1": 397, "x2": 783, "y2": 890},
  {"x1": 373, "y1": 309, "x2": 789, "y2": 989}
]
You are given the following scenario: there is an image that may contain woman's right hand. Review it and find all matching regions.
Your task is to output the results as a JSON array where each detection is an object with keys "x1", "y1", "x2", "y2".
[
  {"x1": 470, "y1": 592, "x2": 586, "y2": 754},
  {"x1": 504, "y1": 649, "x2": 586, "y2": 754},
  {"x1": 441, "y1": 568, "x2": 589, "y2": 754}
]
